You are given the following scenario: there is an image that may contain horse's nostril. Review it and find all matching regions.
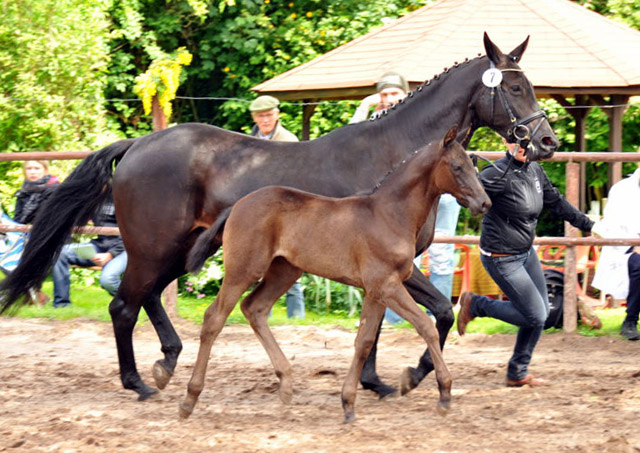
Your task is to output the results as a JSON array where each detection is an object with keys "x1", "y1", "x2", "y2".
[{"x1": 542, "y1": 136, "x2": 558, "y2": 149}]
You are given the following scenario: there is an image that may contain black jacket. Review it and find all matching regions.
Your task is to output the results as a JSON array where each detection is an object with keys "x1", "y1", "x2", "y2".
[
  {"x1": 90, "y1": 201, "x2": 125, "y2": 258},
  {"x1": 479, "y1": 153, "x2": 594, "y2": 255},
  {"x1": 14, "y1": 175, "x2": 60, "y2": 224}
]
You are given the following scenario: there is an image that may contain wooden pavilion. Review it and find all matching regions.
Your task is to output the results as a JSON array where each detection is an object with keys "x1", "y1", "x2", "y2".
[{"x1": 253, "y1": 0, "x2": 640, "y2": 196}]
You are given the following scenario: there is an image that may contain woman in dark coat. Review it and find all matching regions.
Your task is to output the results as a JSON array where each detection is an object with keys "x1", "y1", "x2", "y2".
[{"x1": 14, "y1": 160, "x2": 60, "y2": 224}]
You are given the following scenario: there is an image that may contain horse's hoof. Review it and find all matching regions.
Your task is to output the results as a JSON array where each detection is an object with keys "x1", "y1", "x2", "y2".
[
  {"x1": 343, "y1": 411, "x2": 356, "y2": 424},
  {"x1": 436, "y1": 400, "x2": 451, "y2": 417},
  {"x1": 152, "y1": 360, "x2": 173, "y2": 390},
  {"x1": 178, "y1": 401, "x2": 193, "y2": 419},
  {"x1": 400, "y1": 367, "x2": 419, "y2": 396},
  {"x1": 377, "y1": 384, "x2": 398, "y2": 400},
  {"x1": 279, "y1": 386, "x2": 293, "y2": 405},
  {"x1": 137, "y1": 386, "x2": 159, "y2": 402}
]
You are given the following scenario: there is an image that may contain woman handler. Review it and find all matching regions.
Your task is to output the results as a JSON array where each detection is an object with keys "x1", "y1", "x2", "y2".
[{"x1": 457, "y1": 140, "x2": 594, "y2": 387}]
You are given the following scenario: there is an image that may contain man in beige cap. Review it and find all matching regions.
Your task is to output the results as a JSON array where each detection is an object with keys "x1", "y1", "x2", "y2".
[
  {"x1": 349, "y1": 71, "x2": 409, "y2": 123},
  {"x1": 247, "y1": 95, "x2": 305, "y2": 319},
  {"x1": 249, "y1": 95, "x2": 298, "y2": 141}
]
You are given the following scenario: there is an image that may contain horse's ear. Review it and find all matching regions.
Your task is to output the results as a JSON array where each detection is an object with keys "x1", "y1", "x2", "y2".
[
  {"x1": 507, "y1": 36, "x2": 529, "y2": 64},
  {"x1": 483, "y1": 32, "x2": 505, "y2": 65},
  {"x1": 443, "y1": 126, "x2": 458, "y2": 147}
]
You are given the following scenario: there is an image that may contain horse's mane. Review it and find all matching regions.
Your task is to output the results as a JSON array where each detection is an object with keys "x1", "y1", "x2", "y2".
[{"x1": 366, "y1": 54, "x2": 485, "y2": 124}]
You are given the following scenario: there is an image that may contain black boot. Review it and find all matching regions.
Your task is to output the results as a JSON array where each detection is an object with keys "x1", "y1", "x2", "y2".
[{"x1": 620, "y1": 318, "x2": 640, "y2": 341}]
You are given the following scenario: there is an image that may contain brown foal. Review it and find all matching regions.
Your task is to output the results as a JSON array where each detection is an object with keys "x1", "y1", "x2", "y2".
[{"x1": 179, "y1": 126, "x2": 491, "y2": 423}]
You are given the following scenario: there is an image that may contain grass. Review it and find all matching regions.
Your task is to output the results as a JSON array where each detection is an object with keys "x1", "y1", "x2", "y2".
[{"x1": 6, "y1": 280, "x2": 629, "y2": 340}]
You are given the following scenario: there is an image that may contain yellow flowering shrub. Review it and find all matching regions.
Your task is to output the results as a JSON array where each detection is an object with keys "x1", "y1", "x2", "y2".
[{"x1": 133, "y1": 47, "x2": 193, "y2": 119}]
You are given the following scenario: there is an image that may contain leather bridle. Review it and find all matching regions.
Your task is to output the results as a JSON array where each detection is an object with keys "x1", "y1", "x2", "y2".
[{"x1": 488, "y1": 61, "x2": 547, "y2": 159}]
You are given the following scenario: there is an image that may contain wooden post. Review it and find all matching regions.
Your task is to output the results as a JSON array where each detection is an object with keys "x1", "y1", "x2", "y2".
[
  {"x1": 301, "y1": 101, "x2": 318, "y2": 141},
  {"x1": 608, "y1": 95, "x2": 628, "y2": 186},
  {"x1": 152, "y1": 95, "x2": 178, "y2": 319},
  {"x1": 563, "y1": 161, "x2": 580, "y2": 332}
]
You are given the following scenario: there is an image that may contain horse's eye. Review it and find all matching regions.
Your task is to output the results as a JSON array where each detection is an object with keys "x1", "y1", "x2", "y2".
[{"x1": 511, "y1": 84, "x2": 522, "y2": 94}]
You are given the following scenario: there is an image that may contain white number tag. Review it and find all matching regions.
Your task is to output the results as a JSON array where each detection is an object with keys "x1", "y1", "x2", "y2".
[{"x1": 482, "y1": 68, "x2": 503, "y2": 87}]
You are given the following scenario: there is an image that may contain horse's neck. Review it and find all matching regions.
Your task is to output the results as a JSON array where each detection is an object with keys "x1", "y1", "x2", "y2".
[
  {"x1": 363, "y1": 59, "x2": 484, "y2": 150},
  {"x1": 372, "y1": 150, "x2": 441, "y2": 236}
]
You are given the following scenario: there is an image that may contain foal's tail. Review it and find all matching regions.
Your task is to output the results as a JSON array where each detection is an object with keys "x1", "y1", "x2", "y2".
[
  {"x1": 186, "y1": 206, "x2": 232, "y2": 274},
  {"x1": 0, "y1": 138, "x2": 137, "y2": 314}
]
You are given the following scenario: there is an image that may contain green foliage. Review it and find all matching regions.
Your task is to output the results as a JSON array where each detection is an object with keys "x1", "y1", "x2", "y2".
[
  {"x1": 104, "y1": 0, "x2": 427, "y2": 135},
  {"x1": 0, "y1": 0, "x2": 116, "y2": 151}
]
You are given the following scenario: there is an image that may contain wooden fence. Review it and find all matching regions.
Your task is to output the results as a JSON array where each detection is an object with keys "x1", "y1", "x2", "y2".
[{"x1": 2, "y1": 150, "x2": 640, "y2": 330}]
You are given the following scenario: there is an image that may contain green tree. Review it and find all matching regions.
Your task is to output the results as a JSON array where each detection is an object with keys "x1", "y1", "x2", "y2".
[{"x1": 0, "y1": 0, "x2": 116, "y2": 208}]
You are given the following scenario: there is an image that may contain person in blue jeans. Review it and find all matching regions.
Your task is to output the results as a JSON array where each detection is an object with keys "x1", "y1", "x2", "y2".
[
  {"x1": 457, "y1": 140, "x2": 594, "y2": 387},
  {"x1": 52, "y1": 199, "x2": 127, "y2": 308}
]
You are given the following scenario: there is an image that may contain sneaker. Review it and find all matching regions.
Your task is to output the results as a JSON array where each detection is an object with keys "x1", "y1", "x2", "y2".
[
  {"x1": 456, "y1": 292, "x2": 475, "y2": 336},
  {"x1": 620, "y1": 319, "x2": 640, "y2": 341}
]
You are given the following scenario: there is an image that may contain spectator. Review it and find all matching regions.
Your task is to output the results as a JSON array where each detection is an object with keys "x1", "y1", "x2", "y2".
[
  {"x1": 457, "y1": 140, "x2": 594, "y2": 387},
  {"x1": 592, "y1": 167, "x2": 640, "y2": 340},
  {"x1": 52, "y1": 197, "x2": 127, "y2": 308},
  {"x1": 14, "y1": 160, "x2": 60, "y2": 224},
  {"x1": 349, "y1": 71, "x2": 409, "y2": 123},
  {"x1": 248, "y1": 95, "x2": 305, "y2": 319},
  {"x1": 350, "y1": 71, "x2": 460, "y2": 324}
]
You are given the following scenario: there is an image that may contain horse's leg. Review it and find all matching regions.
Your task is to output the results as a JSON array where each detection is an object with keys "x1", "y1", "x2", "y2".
[
  {"x1": 342, "y1": 295, "x2": 385, "y2": 423},
  {"x1": 383, "y1": 281, "x2": 452, "y2": 414},
  {"x1": 240, "y1": 258, "x2": 302, "y2": 405},
  {"x1": 143, "y1": 275, "x2": 183, "y2": 391},
  {"x1": 179, "y1": 278, "x2": 249, "y2": 419},
  {"x1": 359, "y1": 318, "x2": 397, "y2": 398},
  {"x1": 400, "y1": 265, "x2": 454, "y2": 395},
  {"x1": 109, "y1": 270, "x2": 158, "y2": 401}
]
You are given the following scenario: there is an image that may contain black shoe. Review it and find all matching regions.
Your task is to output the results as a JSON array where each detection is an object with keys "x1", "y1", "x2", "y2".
[{"x1": 621, "y1": 319, "x2": 640, "y2": 341}]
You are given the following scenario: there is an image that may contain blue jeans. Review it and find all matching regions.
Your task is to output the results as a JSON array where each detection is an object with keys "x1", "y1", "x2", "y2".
[
  {"x1": 52, "y1": 244, "x2": 128, "y2": 307},
  {"x1": 286, "y1": 281, "x2": 305, "y2": 319},
  {"x1": 385, "y1": 195, "x2": 460, "y2": 324},
  {"x1": 471, "y1": 248, "x2": 549, "y2": 380}
]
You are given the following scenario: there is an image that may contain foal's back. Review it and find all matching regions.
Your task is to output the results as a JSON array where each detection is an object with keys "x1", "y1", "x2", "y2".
[{"x1": 223, "y1": 186, "x2": 415, "y2": 288}]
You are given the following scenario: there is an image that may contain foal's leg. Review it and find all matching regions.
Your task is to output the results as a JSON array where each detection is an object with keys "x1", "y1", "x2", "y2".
[
  {"x1": 241, "y1": 258, "x2": 302, "y2": 405},
  {"x1": 179, "y1": 279, "x2": 249, "y2": 419},
  {"x1": 342, "y1": 295, "x2": 386, "y2": 424},
  {"x1": 400, "y1": 266, "x2": 454, "y2": 395},
  {"x1": 360, "y1": 265, "x2": 450, "y2": 398},
  {"x1": 384, "y1": 281, "x2": 452, "y2": 413}
]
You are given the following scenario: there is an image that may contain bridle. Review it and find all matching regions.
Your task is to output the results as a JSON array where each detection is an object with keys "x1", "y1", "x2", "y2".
[{"x1": 487, "y1": 61, "x2": 547, "y2": 159}]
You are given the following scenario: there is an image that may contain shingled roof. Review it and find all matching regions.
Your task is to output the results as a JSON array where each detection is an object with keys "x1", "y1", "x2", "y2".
[{"x1": 253, "y1": 0, "x2": 640, "y2": 100}]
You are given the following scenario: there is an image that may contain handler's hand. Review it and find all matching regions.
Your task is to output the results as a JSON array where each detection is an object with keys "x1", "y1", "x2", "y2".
[{"x1": 92, "y1": 252, "x2": 113, "y2": 267}]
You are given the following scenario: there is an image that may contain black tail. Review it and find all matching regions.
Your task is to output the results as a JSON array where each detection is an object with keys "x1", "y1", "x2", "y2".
[
  {"x1": 186, "y1": 207, "x2": 232, "y2": 274},
  {"x1": 0, "y1": 138, "x2": 136, "y2": 313}
]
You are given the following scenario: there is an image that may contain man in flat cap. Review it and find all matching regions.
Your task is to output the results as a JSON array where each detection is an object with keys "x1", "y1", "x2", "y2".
[
  {"x1": 249, "y1": 95, "x2": 298, "y2": 141},
  {"x1": 247, "y1": 95, "x2": 305, "y2": 319}
]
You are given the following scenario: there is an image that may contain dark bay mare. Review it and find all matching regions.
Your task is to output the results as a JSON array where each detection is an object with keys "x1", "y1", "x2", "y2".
[
  {"x1": 179, "y1": 127, "x2": 491, "y2": 422},
  {"x1": 0, "y1": 34, "x2": 557, "y2": 401}
]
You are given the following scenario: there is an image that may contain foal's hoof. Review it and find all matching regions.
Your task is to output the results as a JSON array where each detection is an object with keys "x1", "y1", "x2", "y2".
[
  {"x1": 178, "y1": 401, "x2": 193, "y2": 420},
  {"x1": 400, "y1": 366, "x2": 419, "y2": 396},
  {"x1": 342, "y1": 411, "x2": 356, "y2": 424},
  {"x1": 152, "y1": 360, "x2": 173, "y2": 390},
  {"x1": 436, "y1": 400, "x2": 451, "y2": 417}
]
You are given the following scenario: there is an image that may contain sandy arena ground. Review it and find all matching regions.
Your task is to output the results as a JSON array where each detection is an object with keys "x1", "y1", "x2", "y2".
[{"x1": 1, "y1": 316, "x2": 640, "y2": 452}]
